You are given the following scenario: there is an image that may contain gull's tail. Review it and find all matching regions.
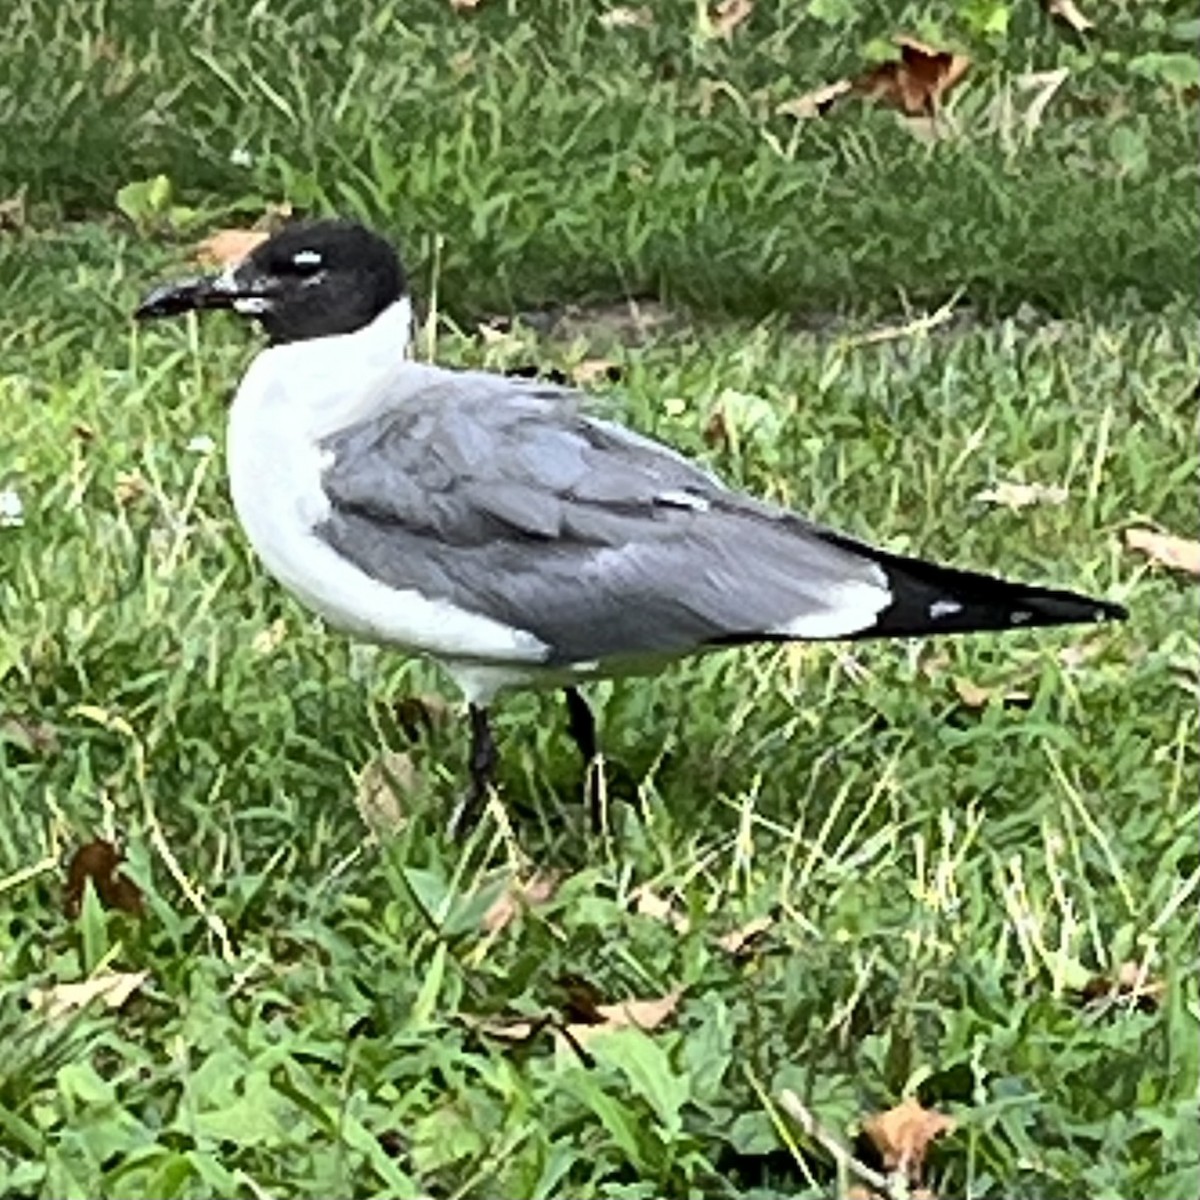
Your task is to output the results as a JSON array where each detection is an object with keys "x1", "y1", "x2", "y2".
[{"x1": 826, "y1": 532, "x2": 1127, "y2": 641}]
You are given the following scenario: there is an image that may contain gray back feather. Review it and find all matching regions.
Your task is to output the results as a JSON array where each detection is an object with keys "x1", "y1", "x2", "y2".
[{"x1": 317, "y1": 370, "x2": 880, "y2": 664}]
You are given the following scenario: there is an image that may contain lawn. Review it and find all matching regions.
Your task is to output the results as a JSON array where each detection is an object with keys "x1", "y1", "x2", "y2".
[{"x1": 1, "y1": 1, "x2": 1198, "y2": 1197}]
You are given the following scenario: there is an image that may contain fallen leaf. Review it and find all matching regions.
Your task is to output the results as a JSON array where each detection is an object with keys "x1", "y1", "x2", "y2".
[
  {"x1": 28, "y1": 971, "x2": 149, "y2": 1020},
  {"x1": 476, "y1": 317, "x2": 522, "y2": 346},
  {"x1": 0, "y1": 713, "x2": 60, "y2": 756},
  {"x1": 1080, "y1": 960, "x2": 1165, "y2": 1010},
  {"x1": 599, "y1": 6, "x2": 653, "y2": 29},
  {"x1": 482, "y1": 870, "x2": 561, "y2": 933},
  {"x1": 629, "y1": 884, "x2": 691, "y2": 933},
  {"x1": 113, "y1": 470, "x2": 147, "y2": 507},
  {"x1": 471, "y1": 1015, "x2": 545, "y2": 1042},
  {"x1": 776, "y1": 79, "x2": 853, "y2": 120},
  {"x1": 63, "y1": 840, "x2": 144, "y2": 918},
  {"x1": 193, "y1": 228, "x2": 268, "y2": 268},
  {"x1": 251, "y1": 617, "x2": 288, "y2": 656},
  {"x1": 1124, "y1": 527, "x2": 1200, "y2": 576},
  {"x1": 717, "y1": 914, "x2": 774, "y2": 955},
  {"x1": 844, "y1": 1191, "x2": 936, "y2": 1200},
  {"x1": 391, "y1": 693, "x2": 453, "y2": 740},
  {"x1": 862, "y1": 1097, "x2": 955, "y2": 1181},
  {"x1": 711, "y1": 0, "x2": 753, "y2": 40},
  {"x1": 1057, "y1": 637, "x2": 1105, "y2": 669},
  {"x1": 354, "y1": 750, "x2": 418, "y2": 836},
  {"x1": 852, "y1": 37, "x2": 971, "y2": 116},
  {"x1": 566, "y1": 988, "x2": 683, "y2": 1046},
  {"x1": 918, "y1": 646, "x2": 953, "y2": 681},
  {"x1": 953, "y1": 678, "x2": 1032, "y2": 710},
  {"x1": 0, "y1": 191, "x2": 27, "y2": 231},
  {"x1": 570, "y1": 358, "x2": 622, "y2": 386},
  {"x1": 702, "y1": 406, "x2": 730, "y2": 450},
  {"x1": 975, "y1": 480, "x2": 1068, "y2": 510},
  {"x1": 1044, "y1": 0, "x2": 1094, "y2": 35},
  {"x1": 473, "y1": 985, "x2": 682, "y2": 1057}
]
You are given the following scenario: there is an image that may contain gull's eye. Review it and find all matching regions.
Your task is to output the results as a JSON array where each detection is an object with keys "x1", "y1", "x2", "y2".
[{"x1": 289, "y1": 249, "x2": 324, "y2": 275}]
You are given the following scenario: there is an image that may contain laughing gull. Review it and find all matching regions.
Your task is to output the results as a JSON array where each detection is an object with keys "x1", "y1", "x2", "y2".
[{"x1": 136, "y1": 218, "x2": 1126, "y2": 831}]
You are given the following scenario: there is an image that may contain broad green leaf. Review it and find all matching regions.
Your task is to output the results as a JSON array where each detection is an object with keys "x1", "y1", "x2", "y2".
[{"x1": 588, "y1": 1029, "x2": 689, "y2": 1135}]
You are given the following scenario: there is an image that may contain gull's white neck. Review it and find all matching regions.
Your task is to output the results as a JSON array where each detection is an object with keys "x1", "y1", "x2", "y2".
[
  {"x1": 225, "y1": 295, "x2": 414, "y2": 588},
  {"x1": 234, "y1": 296, "x2": 414, "y2": 439}
]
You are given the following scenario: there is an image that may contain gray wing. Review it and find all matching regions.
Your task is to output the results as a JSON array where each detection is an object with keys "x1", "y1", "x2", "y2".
[{"x1": 317, "y1": 369, "x2": 889, "y2": 665}]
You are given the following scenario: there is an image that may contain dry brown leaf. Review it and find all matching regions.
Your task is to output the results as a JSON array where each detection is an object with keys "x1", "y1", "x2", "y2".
[
  {"x1": 599, "y1": 5, "x2": 653, "y2": 29},
  {"x1": 472, "y1": 1015, "x2": 545, "y2": 1042},
  {"x1": 702, "y1": 406, "x2": 730, "y2": 450},
  {"x1": 717, "y1": 914, "x2": 774, "y2": 955},
  {"x1": 844, "y1": 1185, "x2": 945, "y2": 1195},
  {"x1": 851, "y1": 1188, "x2": 942, "y2": 1199},
  {"x1": 630, "y1": 884, "x2": 691, "y2": 933},
  {"x1": 64, "y1": 839, "x2": 144, "y2": 918},
  {"x1": 975, "y1": 480, "x2": 1068, "y2": 510},
  {"x1": 257, "y1": 200, "x2": 294, "y2": 230},
  {"x1": 776, "y1": 79, "x2": 853, "y2": 120},
  {"x1": 1044, "y1": 0, "x2": 1094, "y2": 35},
  {"x1": 471, "y1": 987, "x2": 681, "y2": 1050},
  {"x1": 571, "y1": 358, "x2": 622, "y2": 386},
  {"x1": 113, "y1": 469, "x2": 147, "y2": 508},
  {"x1": 391, "y1": 693, "x2": 453, "y2": 740},
  {"x1": 0, "y1": 192, "x2": 27, "y2": 231},
  {"x1": 1124, "y1": 527, "x2": 1200, "y2": 577},
  {"x1": 845, "y1": 1189, "x2": 938, "y2": 1200},
  {"x1": 1057, "y1": 637, "x2": 1105, "y2": 669},
  {"x1": 29, "y1": 971, "x2": 149, "y2": 1020},
  {"x1": 354, "y1": 750, "x2": 418, "y2": 836},
  {"x1": 953, "y1": 678, "x2": 1032, "y2": 710},
  {"x1": 566, "y1": 989, "x2": 683, "y2": 1046},
  {"x1": 0, "y1": 713, "x2": 60, "y2": 756},
  {"x1": 193, "y1": 228, "x2": 269, "y2": 268},
  {"x1": 918, "y1": 646, "x2": 953, "y2": 681},
  {"x1": 482, "y1": 870, "x2": 562, "y2": 934},
  {"x1": 711, "y1": 0, "x2": 753, "y2": 40},
  {"x1": 862, "y1": 1097, "x2": 955, "y2": 1181},
  {"x1": 1080, "y1": 960, "x2": 1166, "y2": 1010},
  {"x1": 852, "y1": 37, "x2": 970, "y2": 116}
]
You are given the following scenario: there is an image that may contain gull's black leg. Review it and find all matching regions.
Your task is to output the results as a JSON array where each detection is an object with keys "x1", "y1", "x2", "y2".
[
  {"x1": 564, "y1": 687, "x2": 597, "y2": 761},
  {"x1": 449, "y1": 704, "x2": 497, "y2": 835},
  {"x1": 564, "y1": 687, "x2": 604, "y2": 832}
]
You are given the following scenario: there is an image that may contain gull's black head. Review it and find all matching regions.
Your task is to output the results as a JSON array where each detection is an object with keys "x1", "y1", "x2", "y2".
[{"x1": 135, "y1": 219, "x2": 407, "y2": 344}]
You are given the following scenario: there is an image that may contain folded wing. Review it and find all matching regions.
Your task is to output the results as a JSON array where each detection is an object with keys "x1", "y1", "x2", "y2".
[{"x1": 316, "y1": 371, "x2": 1123, "y2": 667}]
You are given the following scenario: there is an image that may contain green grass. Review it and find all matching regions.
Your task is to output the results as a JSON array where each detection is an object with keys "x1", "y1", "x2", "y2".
[{"x1": 2, "y1": 2, "x2": 1199, "y2": 1198}]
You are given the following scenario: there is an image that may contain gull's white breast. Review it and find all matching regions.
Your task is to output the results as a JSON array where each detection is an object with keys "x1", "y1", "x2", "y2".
[{"x1": 223, "y1": 299, "x2": 549, "y2": 674}]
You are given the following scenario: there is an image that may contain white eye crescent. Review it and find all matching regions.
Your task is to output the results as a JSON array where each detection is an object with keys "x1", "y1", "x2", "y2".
[{"x1": 293, "y1": 249, "x2": 323, "y2": 267}]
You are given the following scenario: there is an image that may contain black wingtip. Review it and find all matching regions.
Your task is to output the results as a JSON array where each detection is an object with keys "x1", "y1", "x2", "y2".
[
  {"x1": 868, "y1": 561, "x2": 1128, "y2": 640},
  {"x1": 816, "y1": 530, "x2": 1129, "y2": 641}
]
